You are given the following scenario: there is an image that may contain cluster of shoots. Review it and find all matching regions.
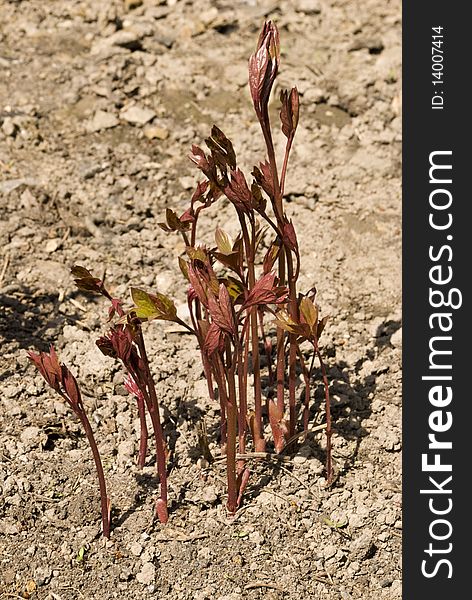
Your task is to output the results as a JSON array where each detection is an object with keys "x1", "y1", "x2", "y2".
[{"x1": 28, "y1": 21, "x2": 333, "y2": 537}]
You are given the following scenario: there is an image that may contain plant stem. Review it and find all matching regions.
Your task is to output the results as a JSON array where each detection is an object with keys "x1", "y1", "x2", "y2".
[
  {"x1": 239, "y1": 213, "x2": 265, "y2": 452},
  {"x1": 74, "y1": 407, "x2": 110, "y2": 538},
  {"x1": 296, "y1": 346, "x2": 311, "y2": 434},
  {"x1": 215, "y1": 355, "x2": 237, "y2": 513},
  {"x1": 135, "y1": 394, "x2": 148, "y2": 469},
  {"x1": 135, "y1": 327, "x2": 169, "y2": 523},
  {"x1": 313, "y1": 340, "x2": 333, "y2": 484}
]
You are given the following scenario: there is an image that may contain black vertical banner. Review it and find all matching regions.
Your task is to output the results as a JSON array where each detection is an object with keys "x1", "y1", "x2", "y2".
[{"x1": 403, "y1": 2, "x2": 469, "y2": 598}]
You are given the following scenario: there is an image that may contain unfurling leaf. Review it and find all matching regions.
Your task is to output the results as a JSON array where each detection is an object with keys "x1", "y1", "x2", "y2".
[
  {"x1": 178, "y1": 256, "x2": 190, "y2": 281},
  {"x1": 252, "y1": 161, "x2": 275, "y2": 200},
  {"x1": 249, "y1": 21, "x2": 280, "y2": 118},
  {"x1": 317, "y1": 315, "x2": 329, "y2": 339},
  {"x1": 27, "y1": 345, "x2": 62, "y2": 391},
  {"x1": 130, "y1": 288, "x2": 177, "y2": 322},
  {"x1": 262, "y1": 241, "x2": 281, "y2": 274},
  {"x1": 71, "y1": 265, "x2": 104, "y2": 295},
  {"x1": 61, "y1": 366, "x2": 82, "y2": 408},
  {"x1": 273, "y1": 309, "x2": 300, "y2": 334},
  {"x1": 299, "y1": 296, "x2": 318, "y2": 331},
  {"x1": 282, "y1": 221, "x2": 298, "y2": 252},
  {"x1": 124, "y1": 374, "x2": 144, "y2": 401},
  {"x1": 215, "y1": 228, "x2": 233, "y2": 255},
  {"x1": 203, "y1": 321, "x2": 223, "y2": 355},
  {"x1": 207, "y1": 284, "x2": 235, "y2": 335},
  {"x1": 205, "y1": 125, "x2": 237, "y2": 172},
  {"x1": 280, "y1": 87, "x2": 300, "y2": 138},
  {"x1": 241, "y1": 272, "x2": 288, "y2": 311},
  {"x1": 251, "y1": 182, "x2": 266, "y2": 211},
  {"x1": 224, "y1": 169, "x2": 253, "y2": 213},
  {"x1": 158, "y1": 208, "x2": 191, "y2": 232}
]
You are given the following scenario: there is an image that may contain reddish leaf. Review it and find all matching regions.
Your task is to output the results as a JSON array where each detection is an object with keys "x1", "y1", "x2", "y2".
[
  {"x1": 282, "y1": 221, "x2": 298, "y2": 252},
  {"x1": 262, "y1": 241, "x2": 280, "y2": 274},
  {"x1": 203, "y1": 321, "x2": 223, "y2": 355},
  {"x1": 61, "y1": 366, "x2": 81, "y2": 408},
  {"x1": 187, "y1": 264, "x2": 209, "y2": 308},
  {"x1": 207, "y1": 284, "x2": 234, "y2": 335},
  {"x1": 224, "y1": 169, "x2": 253, "y2": 213},
  {"x1": 280, "y1": 87, "x2": 300, "y2": 138},
  {"x1": 71, "y1": 265, "x2": 104, "y2": 295},
  {"x1": 205, "y1": 125, "x2": 237, "y2": 172},
  {"x1": 124, "y1": 374, "x2": 144, "y2": 400},
  {"x1": 241, "y1": 272, "x2": 288, "y2": 311},
  {"x1": 317, "y1": 315, "x2": 329, "y2": 339},
  {"x1": 191, "y1": 180, "x2": 209, "y2": 204},
  {"x1": 252, "y1": 161, "x2": 274, "y2": 199},
  {"x1": 249, "y1": 21, "x2": 280, "y2": 117}
]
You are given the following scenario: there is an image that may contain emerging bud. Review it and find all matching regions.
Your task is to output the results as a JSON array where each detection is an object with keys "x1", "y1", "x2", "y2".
[
  {"x1": 280, "y1": 87, "x2": 300, "y2": 139},
  {"x1": 248, "y1": 21, "x2": 280, "y2": 119}
]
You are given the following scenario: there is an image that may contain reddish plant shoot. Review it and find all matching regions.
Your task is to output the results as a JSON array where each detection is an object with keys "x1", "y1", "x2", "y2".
[
  {"x1": 28, "y1": 347, "x2": 111, "y2": 538},
  {"x1": 28, "y1": 21, "x2": 334, "y2": 534}
]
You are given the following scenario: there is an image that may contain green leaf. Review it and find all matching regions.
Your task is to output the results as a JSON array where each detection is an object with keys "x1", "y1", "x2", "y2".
[
  {"x1": 130, "y1": 288, "x2": 177, "y2": 322},
  {"x1": 76, "y1": 546, "x2": 86, "y2": 562}
]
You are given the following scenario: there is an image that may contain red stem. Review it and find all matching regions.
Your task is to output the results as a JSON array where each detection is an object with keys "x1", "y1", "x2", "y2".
[
  {"x1": 313, "y1": 340, "x2": 333, "y2": 484},
  {"x1": 239, "y1": 214, "x2": 265, "y2": 452},
  {"x1": 296, "y1": 347, "x2": 311, "y2": 433},
  {"x1": 135, "y1": 394, "x2": 148, "y2": 469},
  {"x1": 74, "y1": 406, "x2": 110, "y2": 538},
  {"x1": 135, "y1": 328, "x2": 169, "y2": 523},
  {"x1": 214, "y1": 354, "x2": 237, "y2": 513}
]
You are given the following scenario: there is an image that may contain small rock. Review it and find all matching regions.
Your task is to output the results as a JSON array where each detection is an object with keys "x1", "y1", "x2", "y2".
[
  {"x1": 118, "y1": 440, "x2": 135, "y2": 461},
  {"x1": 92, "y1": 30, "x2": 143, "y2": 54},
  {"x1": 323, "y1": 544, "x2": 337, "y2": 559},
  {"x1": 20, "y1": 426, "x2": 47, "y2": 448},
  {"x1": 249, "y1": 531, "x2": 264, "y2": 545},
  {"x1": 201, "y1": 485, "x2": 218, "y2": 504},
  {"x1": 129, "y1": 541, "x2": 143, "y2": 557},
  {"x1": 45, "y1": 239, "x2": 59, "y2": 254},
  {"x1": 121, "y1": 105, "x2": 156, "y2": 126},
  {"x1": 143, "y1": 124, "x2": 169, "y2": 140},
  {"x1": 88, "y1": 110, "x2": 119, "y2": 133},
  {"x1": 390, "y1": 327, "x2": 402, "y2": 348},
  {"x1": 2, "y1": 117, "x2": 17, "y2": 137},
  {"x1": 136, "y1": 562, "x2": 155, "y2": 585}
]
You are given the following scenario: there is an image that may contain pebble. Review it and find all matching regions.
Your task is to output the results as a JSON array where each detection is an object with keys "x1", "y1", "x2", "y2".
[
  {"x1": 143, "y1": 124, "x2": 169, "y2": 140},
  {"x1": 136, "y1": 562, "x2": 156, "y2": 585},
  {"x1": 2, "y1": 117, "x2": 17, "y2": 137},
  {"x1": 121, "y1": 105, "x2": 156, "y2": 126},
  {"x1": 390, "y1": 327, "x2": 402, "y2": 348},
  {"x1": 88, "y1": 110, "x2": 119, "y2": 133},
  {"x1": 92, "y1": 30, "x2": 143, "y2": 54},
  {"x1": 20, "y1": 426, "x2": 47, "y2": 448},
  {"x1": 129, "y1": 541, "x2": 143, "y2": 557}
]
